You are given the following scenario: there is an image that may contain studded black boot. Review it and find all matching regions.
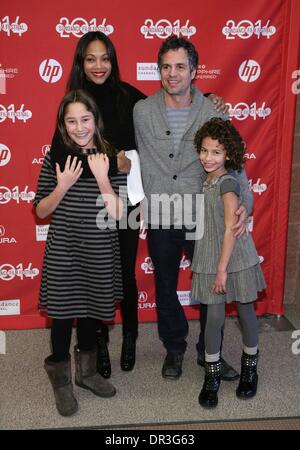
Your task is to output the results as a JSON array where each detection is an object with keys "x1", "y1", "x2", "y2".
[
  {"x1": 236, "y1": 351, "x2": 259, "y2": 399},
  {"x1": 198, "y1": 360, "x2": 221, "y2": 408}
]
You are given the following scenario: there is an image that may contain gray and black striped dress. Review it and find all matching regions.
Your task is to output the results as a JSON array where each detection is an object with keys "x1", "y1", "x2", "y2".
[
  {"x1": 34, "y1": 152, "x2": 123, "y2": 320},
  {"x1": 191, "y1": 174, "x2": 266, "y2": 305}
]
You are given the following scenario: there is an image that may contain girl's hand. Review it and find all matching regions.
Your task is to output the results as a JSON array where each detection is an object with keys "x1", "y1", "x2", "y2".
[
  {"x1": 88, "y1": 153, "x2": 109, "y2": 180},
  {"x1": 56, "y1": 155, "x2": 82, "y2": 192},
  {"x1": 212, "y1": 270, "x2": 227, "y2": 295}
]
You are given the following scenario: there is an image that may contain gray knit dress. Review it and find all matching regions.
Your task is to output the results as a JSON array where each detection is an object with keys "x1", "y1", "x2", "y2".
[
  {"x1": 191, "y1": 174, "x2": 266, "y2": 305},
  {"x1": 34, "y1": 153, "x2": 123, "y2": 320}
]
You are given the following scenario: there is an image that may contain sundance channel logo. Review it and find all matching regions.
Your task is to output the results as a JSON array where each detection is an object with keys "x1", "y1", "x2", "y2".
[{"x1": 137, "y1": 63, "x2": 160, "y2": 81}]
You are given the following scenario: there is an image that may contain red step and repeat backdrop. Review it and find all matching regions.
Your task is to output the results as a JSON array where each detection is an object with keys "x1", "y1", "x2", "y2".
[{"x1": 0, "y1": 0, "x2": 299, "y2": 329}]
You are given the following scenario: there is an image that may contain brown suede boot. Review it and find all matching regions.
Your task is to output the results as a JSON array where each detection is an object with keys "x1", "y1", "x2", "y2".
[
  {"x1": 44, "y1": 355, "x2": 78, "y2": 417},
  {"x1": 74, "y1": 346, "x2": 116, "y2": 397}
]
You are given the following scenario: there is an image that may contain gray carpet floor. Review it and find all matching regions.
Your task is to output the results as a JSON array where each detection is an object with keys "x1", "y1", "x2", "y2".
[{"x1": 1, "y1": 304, "x2": 300, "y2": 430}]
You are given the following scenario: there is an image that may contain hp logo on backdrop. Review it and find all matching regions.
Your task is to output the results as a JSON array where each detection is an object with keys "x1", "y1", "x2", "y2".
[
  {"x1": 39, "y1": 59, "x2": 63, "y2": 84},
  {"x1": 239, "y1": 59, "x2": 261, "y2": 83},
  {"x1": 0, "y1": 144, "x2": 11, "y2": 167}
]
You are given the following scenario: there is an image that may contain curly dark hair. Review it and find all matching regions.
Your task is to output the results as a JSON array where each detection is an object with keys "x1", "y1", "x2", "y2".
[{"x1": 194, "y1": 117, "x2": 245, "y2": 172}]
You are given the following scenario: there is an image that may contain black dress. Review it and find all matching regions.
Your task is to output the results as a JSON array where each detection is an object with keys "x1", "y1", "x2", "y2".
[{"x1": 34, "y1": 150, "x2": 123, "y2": 320}]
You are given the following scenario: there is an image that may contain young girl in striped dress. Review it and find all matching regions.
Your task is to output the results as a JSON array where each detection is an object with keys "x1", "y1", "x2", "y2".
[
  {"x1": 34, "y1": 89, "x2": 123, "y2": 416},
  {"x1": 191, "y1": 117, "x2": 266, "y2": 408}
]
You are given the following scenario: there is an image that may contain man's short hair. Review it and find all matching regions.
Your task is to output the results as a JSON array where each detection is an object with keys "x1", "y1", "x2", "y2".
[{"x1": 158, "y1": 36, "x2": 199, "y2": 71}]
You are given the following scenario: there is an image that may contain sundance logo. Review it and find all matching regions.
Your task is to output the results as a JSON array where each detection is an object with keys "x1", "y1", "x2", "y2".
[
  {"x1": 0, "y1": 16, "x2": 28, "y2": 36},
  {"x1": 248, "y1": 178, "x2": 267, "y2": 195},
  {"x1": 0, "y1": 263, "x2": 39, "y2": 281},
  {"x1": 0, "y1": 185, "x2": 35, "y2": 204},
  {"x1": 39, "y1": 59, "x2": 63, "y2": 84},
  {"x1": 140, "y1": 18, "x2": 196, "y2": 39},
  {"x1": 222, "y1": 19, "x2": 276, "y2": 40},
  {"x1": 0, "y1": 104, "x2": 32, "y2": 123},
  {"x1": 141, "y1": 255, "x2": 190, "y2": 275},
  {"x1": 56, "y1": 17, "x2": 114, "y2": 38},
  {"x1": 227, "y1": 101, "x2": 271, "y2": 121}
]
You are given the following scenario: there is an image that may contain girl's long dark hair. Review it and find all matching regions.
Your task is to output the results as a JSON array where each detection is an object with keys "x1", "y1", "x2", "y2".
[
  {"x1": 67, "y1": 31, "x2": 128, "y2": 120},
  {"x1": 57, "y1": 89, "x2": 115, "y2": 156}
]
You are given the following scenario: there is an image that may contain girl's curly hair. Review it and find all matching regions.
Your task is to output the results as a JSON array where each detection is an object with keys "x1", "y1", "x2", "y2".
[{"x1": 194, "y1": 117, "x2": 246, "y2": 172}]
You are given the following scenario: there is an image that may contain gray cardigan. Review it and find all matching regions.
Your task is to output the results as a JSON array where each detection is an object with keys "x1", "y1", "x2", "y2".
[{"x1": 133, "y1": 87, "x2": 253, "y2": 226}]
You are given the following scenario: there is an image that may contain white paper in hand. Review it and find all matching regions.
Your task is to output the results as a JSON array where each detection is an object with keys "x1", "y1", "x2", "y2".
[{"x1": 125, "y1": 150, "x2": 145, "y2": 206}]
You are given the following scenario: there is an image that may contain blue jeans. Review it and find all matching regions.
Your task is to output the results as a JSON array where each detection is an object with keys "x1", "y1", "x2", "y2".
[{"x1": 147, "y1": 227, "x2": 209, "y2": 354}]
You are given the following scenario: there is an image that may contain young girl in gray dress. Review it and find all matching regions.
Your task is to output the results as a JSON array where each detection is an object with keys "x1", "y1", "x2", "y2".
[
  {"x1": 34, "y1": 90, "x2": 123, "y2": 416},
  {"x1": 191, "y1": 117, "x2": 266, "y2": 408}
]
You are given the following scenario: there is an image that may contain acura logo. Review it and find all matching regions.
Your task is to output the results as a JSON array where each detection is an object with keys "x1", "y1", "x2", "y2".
[{"x1": 138, "y1": 291, "x2": 148, "y2": 303}]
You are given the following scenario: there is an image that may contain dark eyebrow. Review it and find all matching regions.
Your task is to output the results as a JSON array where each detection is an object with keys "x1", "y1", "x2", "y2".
[
  {"x1": 65, "y1": 114, "x2": 92, "y2": 120},
  {"x1": 85, "y1": 53, "x2": 109, "y2": 58}
]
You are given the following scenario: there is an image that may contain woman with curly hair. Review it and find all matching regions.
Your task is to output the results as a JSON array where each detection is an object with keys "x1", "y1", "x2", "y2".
[{"x1": 191, "y1": 117, "x2": 266, "y2": 408}]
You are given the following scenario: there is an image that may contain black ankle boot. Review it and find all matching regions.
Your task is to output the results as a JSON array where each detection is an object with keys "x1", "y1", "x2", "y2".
[
  {"x1": 236, "y1": 351, "x2": 259, "y2": 399},
  {"x1": 96, "y1": 332, "x2": 111, "y2": 379},
  {"x1": 198, "y1": 360, "x2": 221, "y2": 408},
  {"x1": 120, "y1": 333, "x2": 136, "y2": 371}
]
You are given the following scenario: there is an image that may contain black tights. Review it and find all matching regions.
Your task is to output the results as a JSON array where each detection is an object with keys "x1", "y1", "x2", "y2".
[{"x1": 50, "y1": 318, "x2": 99, "y2": 362}]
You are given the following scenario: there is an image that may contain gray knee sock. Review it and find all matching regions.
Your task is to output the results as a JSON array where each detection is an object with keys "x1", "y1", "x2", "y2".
[
  {"x1": 237, "y1": 302, "x2": 259, "y2": 349},
  {"x1": 204, "y1": 303, "x2": 225, "y2": 356}
]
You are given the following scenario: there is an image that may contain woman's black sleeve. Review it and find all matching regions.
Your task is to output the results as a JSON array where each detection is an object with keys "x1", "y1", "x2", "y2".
[{"x1": 108, "y1": 155, "x2": 118, "y2": 176}]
